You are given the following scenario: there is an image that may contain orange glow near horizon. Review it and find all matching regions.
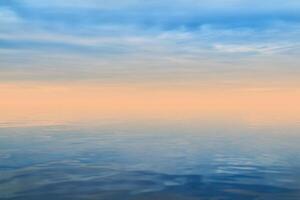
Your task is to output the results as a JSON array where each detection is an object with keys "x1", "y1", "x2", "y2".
[{"x1": 0, "y1": 82, "x2": 300, "y2": 127}]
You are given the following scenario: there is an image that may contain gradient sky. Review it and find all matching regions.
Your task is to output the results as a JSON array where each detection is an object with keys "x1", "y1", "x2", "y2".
[
  {"x1": 1, "y1": 1, "x2": 300, "y2": 126},
  {"x1": 0, "y1": 0, "x2": 300, "y2": 83}
]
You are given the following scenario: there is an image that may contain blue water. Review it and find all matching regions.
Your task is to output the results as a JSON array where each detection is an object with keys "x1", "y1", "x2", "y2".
[{"x1": 0, "y1": 123, "x2": 300, "y2": 199}]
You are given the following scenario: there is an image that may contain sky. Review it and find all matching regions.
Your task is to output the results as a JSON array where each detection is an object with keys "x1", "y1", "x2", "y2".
[
  {"x1": 0, "y1": 83, "x2": 299, "y2": 127},
  {"x1": 0, "y1": 1, "x2": 300, "y2": 126},
  {"x1": 0, "y1": 0, "x2": 300, "y2": 83}
]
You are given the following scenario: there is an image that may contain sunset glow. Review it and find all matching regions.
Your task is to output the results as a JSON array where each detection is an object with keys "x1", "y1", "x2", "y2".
[{"x1": 1, "y1": 82, "x2": 299, "y2": 127}]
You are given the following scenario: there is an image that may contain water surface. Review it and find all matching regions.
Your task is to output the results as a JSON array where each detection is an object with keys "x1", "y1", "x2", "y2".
[{"x1": 0, "y1": 122, "x2": 300, "y2": 199}]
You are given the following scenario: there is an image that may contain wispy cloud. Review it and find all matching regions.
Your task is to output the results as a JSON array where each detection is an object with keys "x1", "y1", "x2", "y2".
[
  {"x1": 213, "y1": 43, "x2": 300, "y2": 55},
  {"x1": 0, "y1": 0, "x2": 300, "y2": 82}
]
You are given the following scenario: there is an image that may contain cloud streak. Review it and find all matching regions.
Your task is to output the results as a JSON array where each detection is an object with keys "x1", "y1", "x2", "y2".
[{"x1": 0, "y1": 0, "x2": 300, "y2": 83}]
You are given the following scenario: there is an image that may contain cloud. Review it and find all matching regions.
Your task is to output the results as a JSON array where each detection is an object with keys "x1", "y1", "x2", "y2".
[
  {"x1": 15, "y1": 0, "x2": 300, "y2": 10},
  {"x1": 213, "y1": 43, "x2": 300, "y2": 55},
  {"x1": 0, "y1": 0, "x2": 300, "y2": 82},
  {"x1": 0, "y1": 7, "x2": 20, "y2": 24},
  {"x1": 2, "y1": 0, "x2": 300, "y2": 31}
]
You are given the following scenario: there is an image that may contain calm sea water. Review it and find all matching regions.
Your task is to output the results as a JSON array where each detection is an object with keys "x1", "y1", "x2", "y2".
[{"x1": 0, "y1": 122, "x2": 300, "y2": 199}]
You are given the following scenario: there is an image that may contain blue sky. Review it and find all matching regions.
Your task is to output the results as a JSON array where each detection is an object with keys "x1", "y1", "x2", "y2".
[{"x1": 0, "y1": 0, "x2": 300, "y2": 82}]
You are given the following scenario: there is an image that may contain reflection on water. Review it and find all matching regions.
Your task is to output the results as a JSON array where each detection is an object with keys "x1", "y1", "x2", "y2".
[{"x1": 0, "y1": 123, "x2": 300, "y2": 199}]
